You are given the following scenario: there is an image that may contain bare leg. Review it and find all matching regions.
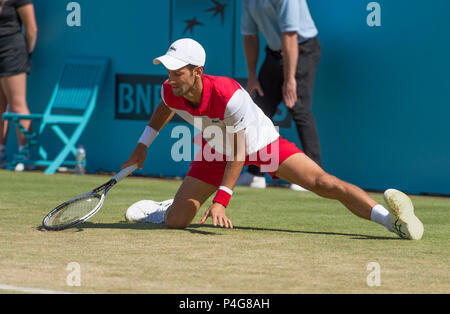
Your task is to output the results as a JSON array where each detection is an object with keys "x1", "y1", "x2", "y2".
[
  {"x1": 274, "y1": 153, "x2": 377, "y2": 220},
  {"x1": 165, "y1": 176, "x2": 217, "y2": 229},
  {"x1": 0, "y1": 73, "x2": 31, "y2": 147}
]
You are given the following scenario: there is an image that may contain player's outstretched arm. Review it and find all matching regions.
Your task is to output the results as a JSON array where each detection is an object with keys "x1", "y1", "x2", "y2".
[
  {"x1": 199, "y1": 130, "x2": 247, "y2": 229},
  {"x1": 148, "y1": 101, "x2": 176, "y2": 132},
  {"x1": 122, "y1": 102, "x2": 174, "y2": 170},
  {"x1": 122, "y1": 143, "x2": 148, "y2": 170}
]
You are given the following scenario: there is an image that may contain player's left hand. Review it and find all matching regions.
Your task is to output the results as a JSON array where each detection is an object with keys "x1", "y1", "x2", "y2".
[{"x1": 199, "y1": 202, "x2": 233, "y2": 229}]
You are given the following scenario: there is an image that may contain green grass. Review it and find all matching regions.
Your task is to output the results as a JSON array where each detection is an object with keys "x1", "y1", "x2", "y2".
[{"x1": 0, "y1": 169, "x2": 449, "y2": 294}]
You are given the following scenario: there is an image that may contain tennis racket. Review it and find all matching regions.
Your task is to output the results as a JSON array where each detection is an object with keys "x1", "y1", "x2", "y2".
[{"x1": 42, "y1": 164, "x2": 138, "y2": 231}]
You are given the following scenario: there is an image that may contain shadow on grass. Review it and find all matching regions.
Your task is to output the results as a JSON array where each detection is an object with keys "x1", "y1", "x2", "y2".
[
  {"x1": 232, "y1": 225, "x2": 400, "y2": 240},
  {"x1": 36, "y1": 221, "x2": 217, "y2": 235},
  {"x1": 36, "y1": 221, "x2": 400, "y2": 240}
]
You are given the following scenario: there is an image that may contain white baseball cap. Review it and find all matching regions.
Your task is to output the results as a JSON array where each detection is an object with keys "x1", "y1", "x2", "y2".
[{"x1": 153, "y1": 38, "x2": 206, "y2": 70}]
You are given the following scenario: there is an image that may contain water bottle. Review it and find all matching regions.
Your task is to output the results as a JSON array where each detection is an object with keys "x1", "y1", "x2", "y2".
[{"x1": 75, "y1": 145, "x2": 86, "y2": 175}]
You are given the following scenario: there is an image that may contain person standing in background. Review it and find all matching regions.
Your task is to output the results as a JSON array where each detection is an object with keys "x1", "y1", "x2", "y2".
[
  {"x1": 237, "y1": 0, "x2": 322, "y2": 190},
  {"x1": 0, "y1": 0, "x2": 37, "y2": 168}
]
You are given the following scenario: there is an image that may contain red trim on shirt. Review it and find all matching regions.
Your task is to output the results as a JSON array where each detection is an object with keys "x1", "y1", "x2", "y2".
[{"x1": 162, "y1": 74, "x2": 241, "y2": 120}]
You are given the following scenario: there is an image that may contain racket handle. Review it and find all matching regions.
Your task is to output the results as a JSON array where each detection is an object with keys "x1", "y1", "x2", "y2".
[{"x1": 113, "y1": 164, "x2": 138, "y2": 182}]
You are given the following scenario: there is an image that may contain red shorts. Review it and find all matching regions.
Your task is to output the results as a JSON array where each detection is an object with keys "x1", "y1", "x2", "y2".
[{"x1": 187, "y1": 136, "x2": 303, "y2": 187}]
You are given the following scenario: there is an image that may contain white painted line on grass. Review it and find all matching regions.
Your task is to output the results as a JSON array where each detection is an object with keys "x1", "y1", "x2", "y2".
[{"x1": 0, "y1": 284, "x2": 74, "y2": 294}]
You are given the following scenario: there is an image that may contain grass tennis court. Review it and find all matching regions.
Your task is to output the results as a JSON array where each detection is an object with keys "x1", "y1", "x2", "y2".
[{"x1": 0, "y1": 169, "x2": 449, "y2": 294}]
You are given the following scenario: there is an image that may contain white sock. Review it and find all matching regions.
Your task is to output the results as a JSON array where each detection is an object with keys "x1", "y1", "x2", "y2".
[{"x1": 370, "y1": 204, "x2": 392, "y2": 231}]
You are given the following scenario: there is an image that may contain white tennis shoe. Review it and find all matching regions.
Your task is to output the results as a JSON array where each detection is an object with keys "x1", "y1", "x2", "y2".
[
  {"x1": 125, "y1": 199, "x2": 173, "y2": 223},
  {"x1": 290, "y1": 184, "x2": 309, "y2": 191},
  {"x1": 384, "y1": 189, "x2": 424, "y2": 240},
  {"x1": 236, "y1": 172, "x2": 266, "y2": 188}
]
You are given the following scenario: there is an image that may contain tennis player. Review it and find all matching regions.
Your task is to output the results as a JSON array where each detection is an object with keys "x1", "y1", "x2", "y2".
[{"x1": 121, "y1": 38, "x2": 424, "y2": 240}]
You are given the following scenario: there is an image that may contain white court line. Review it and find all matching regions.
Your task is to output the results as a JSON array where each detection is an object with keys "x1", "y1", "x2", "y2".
[{"x1": 0, "y1": 284, "x2": 74, "y2": 294}]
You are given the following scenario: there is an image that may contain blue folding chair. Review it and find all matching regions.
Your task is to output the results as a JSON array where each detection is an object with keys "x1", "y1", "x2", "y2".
[{"x1": 2, "y1": 57, "x2": 109, "y2": 174}]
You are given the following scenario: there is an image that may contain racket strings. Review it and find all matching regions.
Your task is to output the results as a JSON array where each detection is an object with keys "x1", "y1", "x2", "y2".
[{"x1": 46, "y1": 195, "x2": 101, "y2": 227}]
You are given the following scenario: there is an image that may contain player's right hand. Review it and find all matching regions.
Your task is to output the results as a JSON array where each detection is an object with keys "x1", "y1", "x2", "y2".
[{"x1": 122, "y1": 143, "x2": 148, "y2": 170}]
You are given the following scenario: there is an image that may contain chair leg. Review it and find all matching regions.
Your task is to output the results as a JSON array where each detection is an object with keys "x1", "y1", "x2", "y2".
[
  {"x1": 44, "y1": 144, "x2": 73, "y2": 174},
  {"x1": 51, "y1": 125, "x2": 78, "y2": 157},
  {"x1": 44, "y1": 123, "x2": 86, "y2": 175}
]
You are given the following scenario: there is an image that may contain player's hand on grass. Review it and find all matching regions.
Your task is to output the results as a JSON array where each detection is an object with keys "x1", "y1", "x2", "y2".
[
  {"x1": 122, "y1": 143, "x2": 148, "y2": 170},
  {"x1": 200, "y1": 202, "x2": 233, "y2": 229}
]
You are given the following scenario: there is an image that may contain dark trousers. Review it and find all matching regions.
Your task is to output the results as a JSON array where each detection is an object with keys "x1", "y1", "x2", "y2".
[{"x1": 248, "y1": 36, "x2": 322, "y2": 177}]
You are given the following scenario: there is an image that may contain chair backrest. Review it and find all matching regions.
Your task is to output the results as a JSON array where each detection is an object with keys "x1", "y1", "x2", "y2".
[{"x1": 44, "y1": 57, "x2": 109, "y2": 117}]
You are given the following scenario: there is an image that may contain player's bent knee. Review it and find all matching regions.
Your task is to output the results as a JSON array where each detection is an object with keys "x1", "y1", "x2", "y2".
[
  {"x1": 164, "y1": 210, "x2": 190, "y2": 229},
  {"x1": 164, "y1": 200, "x2": 198, "y2": 229}
]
